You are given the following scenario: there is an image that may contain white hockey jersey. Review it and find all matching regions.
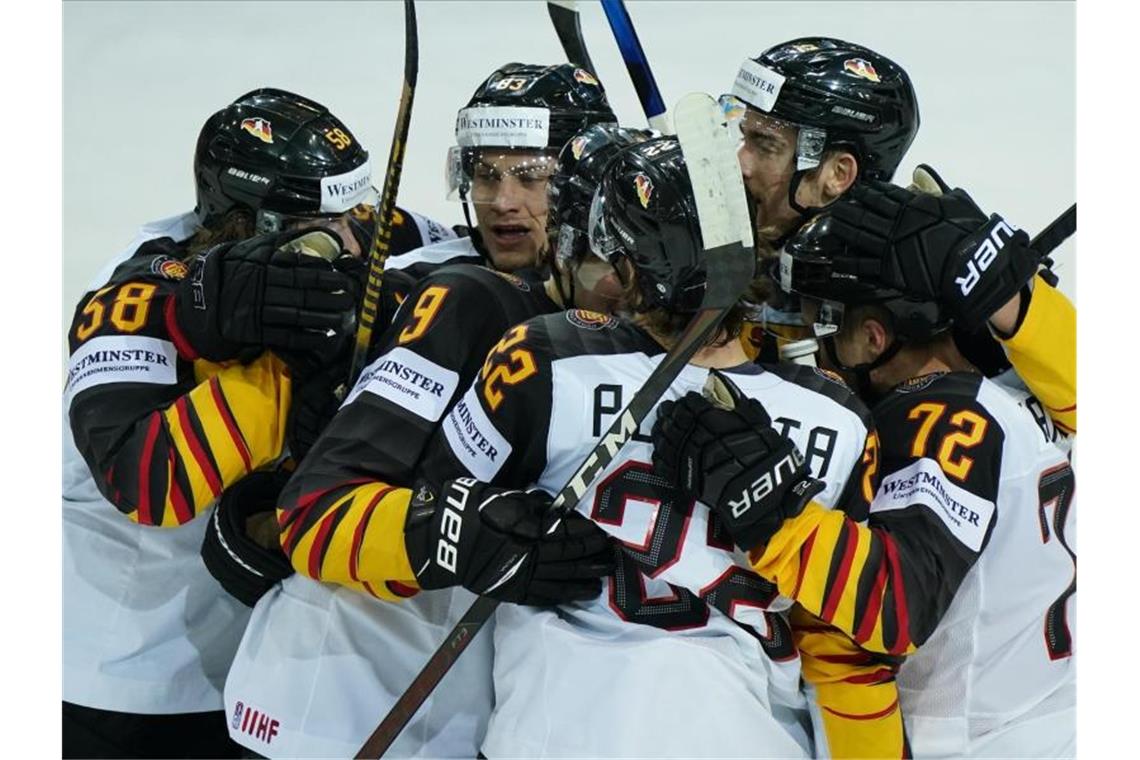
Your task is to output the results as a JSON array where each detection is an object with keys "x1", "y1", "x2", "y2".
[
  {"x1": 419, "y1": 312, "x2": 874, "y2": 758},
  {"x1": 63, "y1": 213, "x2": 253, "y2": 713},
  {"x1": 892, "y1": 375, "x2": 1076, "y2": 757}
]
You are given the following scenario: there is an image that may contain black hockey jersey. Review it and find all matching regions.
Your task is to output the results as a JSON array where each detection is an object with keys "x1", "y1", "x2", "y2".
[{"x1": 277, "y1": 265, "x2": 560, "y2": 599}]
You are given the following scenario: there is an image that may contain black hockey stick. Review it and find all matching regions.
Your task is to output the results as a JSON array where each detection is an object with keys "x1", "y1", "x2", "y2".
[
  {"x1": 1030, "y1": 202, "x2": 1075, "y2": 256},
  {"x1": 349, "y1": 0, "x2": 418, "y2": 384},
  {"x1": 600, "y1": 0, "x2": 670, "y2": 133},
  {"x1": 353, "y1": 93, "x2": 755, "y2": 759},
  {"x1": 547, "y1": 1, "x2": 596, "y2": 72},
  {"x1": 1029, "y1": 202, "x2": 1075, "y2": 288}
]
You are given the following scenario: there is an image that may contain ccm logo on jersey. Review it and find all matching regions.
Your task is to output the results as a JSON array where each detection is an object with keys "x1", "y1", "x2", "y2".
[
  {"x1": 231, "y1": 701, "x2": 280, "y2": 745},
  {"x1": 955, "y1": 217, "x2": 1020, "y2": 296},
  {"x1": 727, "y1": 449, "x2": 804, "y2": 518}
]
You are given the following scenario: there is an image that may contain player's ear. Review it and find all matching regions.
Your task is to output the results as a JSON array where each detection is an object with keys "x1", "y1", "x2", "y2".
[
  {"x1": 862, "y1": 314, "x2": 892, "y2": 360},
  {"x1": 821, "y1": 151, "x2": 858, "y2": 203}
]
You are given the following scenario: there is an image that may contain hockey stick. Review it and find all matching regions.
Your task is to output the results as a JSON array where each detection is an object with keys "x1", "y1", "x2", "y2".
[
  {"x1": 1029, "y1": 202, "x2": 1075, "y2": 288},
  {"x1": 600, "y1": 0, "x2": 671, "y2": 133},
  {"x1": 547, "y1": 1, "x2": 596, "y2": 72},
  {"x1": 1030, "y1": 202, "x2": 1075, "y2": 256},
  {"x1": 348, "y1": 0, "x2": 418, "y2": 384},
  {"x1": 353, "y1": 93, "x2": 754, "y2": 759}
]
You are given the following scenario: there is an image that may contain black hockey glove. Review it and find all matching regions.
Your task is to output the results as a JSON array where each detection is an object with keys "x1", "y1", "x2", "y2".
[
  {"x1": 404, "y1": 478, "x2": 615, "y2": 606},
  {"x1": 201, "y1": 470, "x2": 295, "y2": 607},
  {"x1": 651, "y1": 376, "x2": 824, "y2": 553},
  {"x1": 175, "y1": 229, "x2": 362, "y2": 363},
  {"x1": 826, "y1": 166, "x2": 1041, "y2": 332}
]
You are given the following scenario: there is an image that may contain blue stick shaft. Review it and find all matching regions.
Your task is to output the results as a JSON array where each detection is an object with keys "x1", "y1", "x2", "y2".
[{"x1": 599, "y1": 0, "x2": 670, "y2": 132}]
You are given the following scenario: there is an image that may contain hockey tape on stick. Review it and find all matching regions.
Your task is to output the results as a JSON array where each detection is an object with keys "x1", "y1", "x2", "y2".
[
  {"x1": 349, "y1": 0, "x2": 418, "y2": 384},
  {"x1": 354, "y1": 92, "x2": 754, "y2": 759},
  {"x1": 547, "y1": 1, "x2": 596, "y2": 73},
  {"x1": 600, "y1": 0, "x2": 671, "y2": 134}
]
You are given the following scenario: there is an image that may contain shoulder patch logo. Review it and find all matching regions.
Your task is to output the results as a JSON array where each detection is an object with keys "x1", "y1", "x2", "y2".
[
  {"x1": 813, "y1": 367, "x2": 848, "y2": 387},
  {"x1": 567, "y1": 309, "x2": 617, "y2": 331},
  {"x1": 843, "y1": 58, "x2": 881, "y2": 83},
  {"x1": 494, "y1": 272, "x2": 532, "y2": 292},
  {"x1": 150, "y1": 256, "x2": 189, "y2": 280},
  {"x1": 240, "y1": 117, "x2": 274, "y2": 144},
  {"x1": 574, "y1": 68, "x2": 599, "y2": 86},
  {"x1": 896, "y1": 371, "x2": 948, "y2": 394},
  {"x1": 634, "y1": 173, "x2": 654, "y2": 208}
]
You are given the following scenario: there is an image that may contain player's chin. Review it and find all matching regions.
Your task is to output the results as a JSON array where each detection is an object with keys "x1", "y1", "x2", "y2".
[{"x1": 485, "y1": 237, "x2": 542, "y2": 272}]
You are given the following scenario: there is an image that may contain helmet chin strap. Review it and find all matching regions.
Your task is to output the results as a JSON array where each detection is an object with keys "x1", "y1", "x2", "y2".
[
  {"x1": 458, "y1": 189, "x2": 492, "y2": 268},
  {"x1": 820, "y1": 333, "x2": 905, "y2": 404},
  {"x1": 786, "y1": 170, "x2": 829, "y2": 220}
]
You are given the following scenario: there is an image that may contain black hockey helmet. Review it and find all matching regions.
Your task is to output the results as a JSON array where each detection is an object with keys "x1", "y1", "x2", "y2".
[
  {"x1": 589, "y1": 136, "x2": 707, "y2": 312},
  {"x1": 447, "y1": 63, "x2": 617, "y2": 200},
  {"x1": 725, "y1": 38, "x2": 918, "y2": 213},
  {"x1": 549, "y1": 124, "x2": 655, "y2": 267},
  {"x1": 778, "y1": 212, "x2": 950, "y2": 344},
  {"x1": 194, "y1": 88, "x2": 372, "y2": 231},
  {"x1": 462, "y1": 62, "x2": 616, "y2": 149}
]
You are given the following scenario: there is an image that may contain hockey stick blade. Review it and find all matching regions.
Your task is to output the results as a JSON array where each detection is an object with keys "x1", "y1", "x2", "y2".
[
  {"x1": 547, "y1": 1, "x2": 596, "y2": 72},
  {"x1": 349, "y1": 0, "x2": 419, "y2": 384},
  {"x1": 600, "y1": 0, "x2": 671, "y2": 134},
  {"x1": 354, "y1": 94, "x2": 753, "y2": 759}
]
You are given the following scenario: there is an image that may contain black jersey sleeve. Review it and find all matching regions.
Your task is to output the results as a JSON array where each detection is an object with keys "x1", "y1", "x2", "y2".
[
  {"x1": 414, "y1": 312, "x2": 557, "y2": 490},
  {"x1": 66, "y1": 239, "x2": 291, "y2": 526},
  {"x1": 276, "y1": 266, "x2": 554, "y2": 598},
  {"x1": 749, "y1": 372, "x2": 1006, "y2": 656}
]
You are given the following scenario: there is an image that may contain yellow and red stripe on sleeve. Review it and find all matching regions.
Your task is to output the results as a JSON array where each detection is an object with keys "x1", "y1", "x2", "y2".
[
  {"x1": 791, "y1": 605, "x2": 910, "y2": 758},
  {"x1": 750, "y1": 501, "x2": 918, "y2": 657},
  {"x1": 278, "y1": 480, "x2": 419, "y2": 602},
  {"x1": 121, "y1": 352, "x2": 291, "y2": 526}
]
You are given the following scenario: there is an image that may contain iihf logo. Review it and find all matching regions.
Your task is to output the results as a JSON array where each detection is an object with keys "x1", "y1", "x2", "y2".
[{"x1": 232, "y1": 701, "x2": 244, "y2": 729}]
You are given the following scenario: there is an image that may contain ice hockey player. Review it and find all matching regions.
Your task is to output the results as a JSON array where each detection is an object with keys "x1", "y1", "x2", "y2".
[
  {"x1": 62, "y1": 88, "x2": 449, "y2": 758},
  {"x1": 388, "y1": 135, "x2": 886, "y2": 757},
  {"x1": 810, "y1": 166, "x2": 1076, "y2": 435},
  {"x1": 219, "y1": 124, "x2": 645, "y2": 759},
  {"x1": 721, "y1": 37, "x2": 919, "y2": 363},
  {"x1": 650, "y1": 192, "x2": 1076, "y2": 757},
  {"x1": 379, "y1": 61, "x2": 618, "y2": 312}
]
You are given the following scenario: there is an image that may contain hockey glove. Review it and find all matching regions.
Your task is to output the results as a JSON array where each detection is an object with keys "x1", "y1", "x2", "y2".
[
  {"x1": 404, "y1": 478, "x2": 615, "y2": 606},
  {"x1": 200, "y1": 470, "x2": 295, "y2": 607},
  {"x1": 826, "y1": 165, "x2": 1041, "y2": 332},
  {"x1": 651, "y1": 374, "x2": 824, "y2": 553},
  {"x1": 174, "y1": 229, "x2": 361, "y2": 362}
]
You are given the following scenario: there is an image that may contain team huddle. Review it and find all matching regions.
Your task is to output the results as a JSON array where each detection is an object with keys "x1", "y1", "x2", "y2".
[{"x1": 63, "y1": 29, "x2": 1076, "y2": 760}]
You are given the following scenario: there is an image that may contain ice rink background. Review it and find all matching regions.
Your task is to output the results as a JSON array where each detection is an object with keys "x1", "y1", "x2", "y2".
[{"x1": 63, "y1": 0, "x2": 1075, "y2": 333}]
